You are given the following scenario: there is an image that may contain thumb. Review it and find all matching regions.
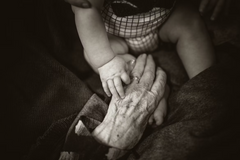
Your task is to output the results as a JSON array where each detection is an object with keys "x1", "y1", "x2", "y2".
[
  {"x1": 126, "y1": 59, "x2": 136, "y2": 75},
  {"x1": 121, "y1": 72, "x2": 131, "y2": 84}
]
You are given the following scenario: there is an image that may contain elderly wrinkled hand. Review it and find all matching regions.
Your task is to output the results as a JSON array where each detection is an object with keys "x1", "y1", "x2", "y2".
[{"x1": 92, "y1": 54, "x2": 167, "y2": 150}]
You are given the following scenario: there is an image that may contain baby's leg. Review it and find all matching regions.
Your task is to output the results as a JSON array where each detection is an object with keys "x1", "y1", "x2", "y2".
[{"x1": 159, "y1": 1, "x2": 216, "y2": 78}]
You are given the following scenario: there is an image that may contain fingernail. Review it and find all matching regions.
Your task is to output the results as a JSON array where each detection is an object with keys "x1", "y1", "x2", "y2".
[
  {"x1": 130, "y1": 59, "x2": 136, "y2": 65},
  {"x1": 128, "y1": 59, "x2": 136, "y2": 67},
  {"x1": 80, "y1": 1, "x2": 91, "y2": 8}
]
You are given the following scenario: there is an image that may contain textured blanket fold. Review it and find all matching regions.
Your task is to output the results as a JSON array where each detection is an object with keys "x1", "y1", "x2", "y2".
[{"x1": 59, "y1": 94, "x2": 110, "y2": 160}]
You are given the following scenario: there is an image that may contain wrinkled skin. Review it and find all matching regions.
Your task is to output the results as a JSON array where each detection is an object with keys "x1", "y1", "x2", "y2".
[{"x1": 92, "y1": 54, "x2": 167, "y2": 150}]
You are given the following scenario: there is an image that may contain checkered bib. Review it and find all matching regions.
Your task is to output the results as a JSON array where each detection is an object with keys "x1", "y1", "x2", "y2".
[{"x1": 101, "y1": 1, "x2": 175, "y2": 53}]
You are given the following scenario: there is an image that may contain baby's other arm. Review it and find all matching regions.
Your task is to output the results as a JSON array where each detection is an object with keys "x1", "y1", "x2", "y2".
[{"x1": 72, "y1": 0, "x2": 115, "y2": 70}]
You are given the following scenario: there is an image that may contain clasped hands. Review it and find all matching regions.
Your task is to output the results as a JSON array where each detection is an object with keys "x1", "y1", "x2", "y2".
[
  {"x1": 97, "y1": 55, "x2": 134, "y2": 99},
  {"x1": 92, "y1": 54, "x2": 168, "y2": 150}
]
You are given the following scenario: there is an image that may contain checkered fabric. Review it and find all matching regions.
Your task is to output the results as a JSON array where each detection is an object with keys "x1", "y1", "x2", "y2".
[{"x1": 101, "y1": 0, "x2": 175, "y2": 53}]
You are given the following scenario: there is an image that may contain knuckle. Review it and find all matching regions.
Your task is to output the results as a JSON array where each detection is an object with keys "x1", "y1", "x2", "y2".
[
  {"x1": 157, "y1": 81, "x2": 166, "y2": 95},
  {"x1": 145, "y1": 70, "x2": 155, "y2": 77},
  {"x1": 101, "y1": 77, "x2": 108, "y2": 82},
  {"x1": 143, "y1": 82, "x2": 150, "y2": 88},
  {"x1": 131, "y1": 71, "x2": 138, "y2": 77}
]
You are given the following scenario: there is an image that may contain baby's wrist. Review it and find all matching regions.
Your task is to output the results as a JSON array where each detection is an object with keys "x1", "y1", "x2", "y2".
[
  {"x1": 97, "y1": 54, "x2": 116, "y2": 69},
  {"x1": 98, "y1": 55, "x2": 116, "y2": 69},
  {"x1": 86, "y1": 50, "x2": 115, "y2": 70}
]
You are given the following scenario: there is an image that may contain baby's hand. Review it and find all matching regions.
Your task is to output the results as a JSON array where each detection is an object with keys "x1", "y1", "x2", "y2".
[
  {"x1": 98, "y1": 56, "x2": 131, "y2": 99},
  {"x1": 199, "y1": 0, "x2": 230, "y2": 20}
]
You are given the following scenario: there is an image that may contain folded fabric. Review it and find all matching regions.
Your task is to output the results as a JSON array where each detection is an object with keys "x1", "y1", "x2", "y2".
[{"x1": 59, "y1": 94, "x2": 128, "y2": 160}]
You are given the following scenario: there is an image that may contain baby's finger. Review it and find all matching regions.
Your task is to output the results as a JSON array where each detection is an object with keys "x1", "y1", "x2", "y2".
[
  {"x1": 102, "y1": 81, "x2": 111, "y2": 97},
  {"x1": 211, "y1": 0, "x2": 225, "y2": 20},
  {"x1": 108, "y1": 79, "x2": 120, "y2": 99},
  {"x1": 199, "y1": 0, "x2": 210, "y2": 13},
  {"x1": 121, "y1": 72, "x2": 131, "y2": 85},
  {"x1": 114, "y1": 77, "x2": 125, "y2": 98},
  {"x1": 139, "y1": 55, "x2": 156, "y2": 90},
  {"x1": 131, "y1": 54, "x2": 147, "y2": 80}
]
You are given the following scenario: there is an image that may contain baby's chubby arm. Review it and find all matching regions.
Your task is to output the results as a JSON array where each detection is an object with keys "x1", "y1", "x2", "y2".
[
  {"x1": 72, "y1": 0, "x2": 115, "y2": 69},
  {"x1": 72, "y1": 1, "x2": 131, "y2": 98}
]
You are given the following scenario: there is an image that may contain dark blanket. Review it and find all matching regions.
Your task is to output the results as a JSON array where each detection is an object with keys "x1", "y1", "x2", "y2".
[
  {"x1": 5, "y1": 35, "x2": 240, "y2": 160},
  {"x1": 5, "y1": 0, "x2": 240, "y2": 159}
]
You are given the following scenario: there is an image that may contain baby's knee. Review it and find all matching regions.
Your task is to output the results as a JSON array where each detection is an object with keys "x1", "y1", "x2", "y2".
[
  {"x1": 108, "y1": 34, "x2": 129, "y2": 55},
  {"x1": 159, "y1": 3, "x2": 206, "y2": 42},
  {"x1": 178, "y1": 10, "x2": 206, "y2": 36}
]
